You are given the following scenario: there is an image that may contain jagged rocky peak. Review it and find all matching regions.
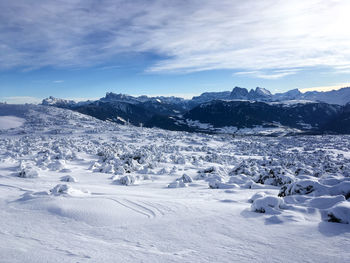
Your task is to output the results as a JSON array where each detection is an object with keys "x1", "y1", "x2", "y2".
[
  {"x1": 230, "y1": 87, "x2": 249, "y2": 99},
  {"x1": 253, "y1": 87, "x2": 272, "y2": 97},
  {"x1": 230, "y1": 86, "x2": 272, "y2": 100},
  {"x1": 247, "y1": 87, "x2": 272, "y2": 100},
  {"x1": 102, "y1": 92, "x2": 134, "y2": 101}
]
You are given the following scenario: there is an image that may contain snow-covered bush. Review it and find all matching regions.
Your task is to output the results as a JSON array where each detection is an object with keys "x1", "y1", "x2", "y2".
[{"x1": 279, "y1": 180, "x2": 328, "y2": 197}]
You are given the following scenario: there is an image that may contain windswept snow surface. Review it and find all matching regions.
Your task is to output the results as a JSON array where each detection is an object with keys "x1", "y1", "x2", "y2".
[
  {"x1": 0, "y1": 104, "x2": 349, "y2": 262},
  {"x1": 0, "y1": 115, "x2": 25, "y2": 129}
]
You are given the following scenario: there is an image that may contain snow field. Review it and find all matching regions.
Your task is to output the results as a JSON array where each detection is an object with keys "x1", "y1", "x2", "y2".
[{"x1": 0, "y1": 104, "x2": 349, "y2": 262}]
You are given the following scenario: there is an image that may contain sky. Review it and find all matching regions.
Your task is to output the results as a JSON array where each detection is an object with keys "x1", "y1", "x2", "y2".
[{"x1": 1, "y1": 0, "x2": 350, "y2": 103}]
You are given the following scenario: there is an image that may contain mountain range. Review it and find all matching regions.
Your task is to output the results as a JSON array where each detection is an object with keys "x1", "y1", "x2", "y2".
[
  {"x1": 42, "y1": 86, "x2": 350, "y2": 135},
  {"x1": 192, "y1": 86, "x2": 350, "y2": 105}
]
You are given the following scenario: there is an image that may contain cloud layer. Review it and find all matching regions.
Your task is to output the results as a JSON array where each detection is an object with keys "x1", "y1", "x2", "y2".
[{"x1": 1, "y1": 0, "x2": 350, "y2": 75}]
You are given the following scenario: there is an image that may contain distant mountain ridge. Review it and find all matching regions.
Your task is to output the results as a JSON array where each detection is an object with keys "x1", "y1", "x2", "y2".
[
  {"x1": 42, "y1": 86, "x2": 350, "y2": 108},
  {"x1": 192, "y1": 86, "x2": 350, "y2": 105},
  {"x1": 41, "y1": 86, "x2": 350, "y2": 135}
]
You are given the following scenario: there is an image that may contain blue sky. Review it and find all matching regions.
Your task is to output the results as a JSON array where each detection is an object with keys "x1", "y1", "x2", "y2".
[{"x1": 1, "y1": 0, "x2": 350, "y2": 103}]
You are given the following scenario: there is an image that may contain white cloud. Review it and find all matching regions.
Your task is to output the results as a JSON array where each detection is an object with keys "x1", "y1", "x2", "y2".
[
  {"x1": 1, "y1": 0, "x2": 350, "y2": 75},
  {"x1": 234, "y1": 69, "x2": 300, "y2": 79}
]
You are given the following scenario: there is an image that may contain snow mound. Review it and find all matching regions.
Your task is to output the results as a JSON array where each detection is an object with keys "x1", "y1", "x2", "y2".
[
  {"x1": 248, "y1": 192, "x2": 267, "y2": 203},
  {"x1": 208, "y1": 178, "x2": 238, "y2": 189},
  {"x1": 50, "y1": 184, "x2": 89, "y2": 196},
  {"x1": 329, "y1": 181, "x2": 350, "y2": 199},
  {"x1": 307, "y1": 195, "x2": 345, "y2": 209},
  {"x1": 327, "y1": 201, "x2": 350, "y2": 224},
  {"x1": 251, "y1": 196, "x2": 285, "y2": 214}
]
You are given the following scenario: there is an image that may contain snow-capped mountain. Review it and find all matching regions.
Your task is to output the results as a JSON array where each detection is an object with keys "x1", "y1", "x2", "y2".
[
  {"x1": 101, "y1": 92, "x2": 188, "y2": 106},
  {"x1": 248, "y1": 87, "x2": 272, "y2": 100},
  {"x1": 42, "y1": 96, "x2": 77, "y2": 107},
  {"x1": 193, "y1": 87, "x2": 273, "y2": 102},
  {"x1": 192, "y1": 86, "x2": 350, "y2": 105},
  {"x1": 301, "y1": 87, "x2": 350, "y2": 105},
  {"x1": 273, "y1": 89, "x2": 302, "y2": 100},
  {"x1": 0, "y1": 103, "x2": 349, "y2": 262},
  {"x1": 191, "y1": 91, "x2": 231, "y2": 104}
]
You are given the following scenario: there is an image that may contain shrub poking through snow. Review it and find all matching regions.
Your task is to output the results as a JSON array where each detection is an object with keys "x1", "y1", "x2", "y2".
[
  {"x1": 168, "y1": 180, "x2": 187, "y2": 188},
  {"x1": 256, "y1": 167, "x2": 294, "y2": 186},
  {"x1": 18, "y1": 167, "x2": 39, "y2": 178},
  {"x1": 251, "y1": 196, "x2": 285, "y2": 214},
  {"x1": 196, "y1": 166, "x2": 216, "y2": 179},
  {"x1": 60, "y1": 175, "x2": 77, "y2": 182},
  {"x1": 115, "y1": 175, "x2": 136, "y2": 186},
  {"x1": 50, "y1": 184, "x2": 71, "y2": 195},
  {"x1": 47, "y1": 160, "x2": 66, "y2": 171},
  {"x1": 327, "y1": 201, "x2": 350, "y2": 224},
  {"x1": 181, "y1": 174, "x2": 193, "y2": 183},
  {"x1": 168, "y1": 174, "x2": 193, "y2": 188}
]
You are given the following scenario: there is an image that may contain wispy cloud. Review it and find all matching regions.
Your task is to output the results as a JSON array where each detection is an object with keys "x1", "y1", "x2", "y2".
[
  {"x1": 1, "y1": 0, "x2": 350, "y2": 76},
  {"x1": 53, "y1": 80, "x2": 64, "y2": 83},
  {"x1": 234, "y1": 69, "x2": 300, "y2": 79}
]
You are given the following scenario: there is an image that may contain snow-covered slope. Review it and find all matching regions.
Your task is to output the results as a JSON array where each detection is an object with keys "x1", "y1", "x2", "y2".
[{"x1": 0, "y1": 104, "x2": 349, "y2": 262}]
